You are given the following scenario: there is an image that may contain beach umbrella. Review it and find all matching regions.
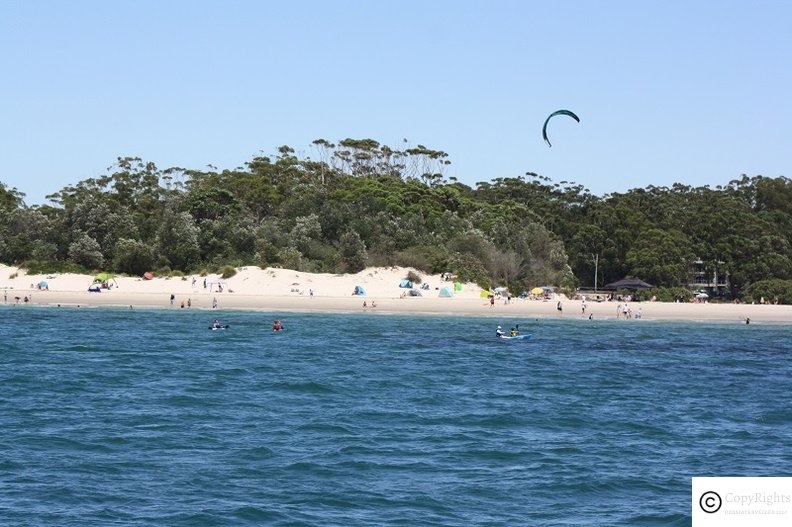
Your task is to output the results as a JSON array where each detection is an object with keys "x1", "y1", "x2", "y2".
[
  {"x1": 604, "y1": 278, "x2": 654, "y2": 289},
  {"x1": 531, "y1": 287, "x2": 544, "y2": 295},
  {"x1": 95, "y1": 272, "x2": 114, "y2": 282}
]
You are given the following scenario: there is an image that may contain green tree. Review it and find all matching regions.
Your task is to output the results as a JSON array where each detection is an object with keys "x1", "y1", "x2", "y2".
[
  {"x1": 626, "y1": 228, "x2": 694, "y2": 286},
  {"x1": 339, "y1": 230, "x2": 367, "y2": 273},
  {"x1": 68, "y1": 232, "x2": 104, "y2": 269},
  {"x1": 156, "y1": 210, "x2": 200, "y2": 271},
  {"x1": 113, "y1": 238, "x2": 154, "y2": 275}
]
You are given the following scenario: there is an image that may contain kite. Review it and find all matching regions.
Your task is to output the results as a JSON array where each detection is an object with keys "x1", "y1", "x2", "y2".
[{"x1": 542, "y1": 109, "x2": 580, "y2": 147}]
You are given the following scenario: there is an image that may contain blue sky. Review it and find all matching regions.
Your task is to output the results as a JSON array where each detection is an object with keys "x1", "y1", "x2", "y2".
[{"x1": 1, "y1": 1, "x2": 790, "y2": 204}]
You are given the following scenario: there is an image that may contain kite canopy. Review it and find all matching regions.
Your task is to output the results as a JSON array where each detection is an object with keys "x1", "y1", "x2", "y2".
[{"x1": 542, "y1": 109, "x2": 580, "y2": 147}]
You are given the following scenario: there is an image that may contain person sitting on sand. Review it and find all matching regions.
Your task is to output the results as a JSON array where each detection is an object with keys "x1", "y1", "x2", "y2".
[{"x1": 273, "y1": 320, "x2": 283, "y2": 331}]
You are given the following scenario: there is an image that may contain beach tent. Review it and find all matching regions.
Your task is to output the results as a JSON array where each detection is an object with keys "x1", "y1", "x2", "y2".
[
  {"x1": 354, "y1": 285, "x2": 367, "y2": 296},
  {"x1": 143, "y1": 272, "x2": 154, "y2": 280},
  {"x1": 408, "y1": 289, "x2": 422, "y2": 297},
  {"x1": 38, "y1": 280, "x2": 48, "y2": 289},
  {"x1": 604, "y1": 278, "x2": 654, "y2": 289},
  {"x1": 438, "y1": 287, "x2": 453, "y2": 298},
  {"x1": 453, "y1": 281, "x2": 462, "y2": 292},
  {"x1": 494, "y1": 286, "x2": 508, "y2": 294},
  {"x1": 399, "y1": 280, "x2": 413, "y2": 288}
]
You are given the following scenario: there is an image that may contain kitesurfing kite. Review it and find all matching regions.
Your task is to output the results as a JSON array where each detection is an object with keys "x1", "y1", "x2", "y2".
[{"x1": 542, "y1": 109, "x2": 580, "y2": 147}]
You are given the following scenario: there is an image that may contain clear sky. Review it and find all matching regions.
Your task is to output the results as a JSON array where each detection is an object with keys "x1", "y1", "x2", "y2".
[{"x1": 1, "y1": 1, "x2": 790, "y2": 204}]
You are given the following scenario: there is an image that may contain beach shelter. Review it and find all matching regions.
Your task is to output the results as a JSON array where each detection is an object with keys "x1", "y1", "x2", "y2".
[
  {"x1": 38, "y1": 280, "x2": 48, "y2": 289},
  {"x1": 479, "y1": 290, "x2": 491, "y2": 298},
  {"x1": 143, "y1": 272, "x2": 154, "y2": 280},
  {"x1": 354, "y1": 285, "x2": 367, "y2": 296},
  {"x1": 453, "y1": 281, "x2": 462, "y2": 292},
  {"x1": 531, "y1": 287, "x2": 544, "y2": 295},
  {"x1": 438, "y1": 287, "x2": 453, "y2": 298},
  {"x1": 408, "y1": 288, "x2": 422, "y2": 297},
  {"x1": 399, "y1": 279, "x2": 413, "y2": 288},
  {"x1": 95, "y1": 272, "x2": 114, "y2": 282},
  {"x1": 604, "y1": 278, "x2": 654, "y2": 289}
]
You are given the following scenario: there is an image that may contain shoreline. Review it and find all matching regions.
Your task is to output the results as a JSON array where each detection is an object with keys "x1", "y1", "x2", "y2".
[
  {"x1": 2, "y1": 264, "x2": 790, "y2": 324},
  {"x1": 5, "y1": 290, "x2": 792, "y2": 325}
]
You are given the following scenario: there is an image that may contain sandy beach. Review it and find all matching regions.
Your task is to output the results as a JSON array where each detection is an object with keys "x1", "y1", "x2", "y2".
[{"x1": 2, "y1": 264, "x2": 790, "y2": 324}]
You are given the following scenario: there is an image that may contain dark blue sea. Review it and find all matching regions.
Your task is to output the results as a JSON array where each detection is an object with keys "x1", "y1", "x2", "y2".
[{"x1": 2, "y1": 306, "x2": 791, "y2": 526}]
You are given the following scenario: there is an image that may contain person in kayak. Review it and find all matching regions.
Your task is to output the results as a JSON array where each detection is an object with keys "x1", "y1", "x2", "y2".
[
  {"x1": 272, "y1": 320, "x2": 283, "y2": 331},
  {"x1": 212, "y1": 319, "x2": 223, "y2": 329},
  {"x1": 496, "y1": 325, "x2": 506, "y2": 337},
  {"x1": 510, "y1": 327, "x2": 518, "y2": 336}
]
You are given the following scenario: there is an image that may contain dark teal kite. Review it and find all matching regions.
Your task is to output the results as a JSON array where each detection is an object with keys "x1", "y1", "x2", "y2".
[{"x1": 542, "y1": 109, "x2": 580, "y2": 147}]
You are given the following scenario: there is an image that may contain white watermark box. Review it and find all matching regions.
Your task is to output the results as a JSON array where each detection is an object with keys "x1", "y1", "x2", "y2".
[{"x1": 692, "y1": 477, "x2": 792, "y2": 526}]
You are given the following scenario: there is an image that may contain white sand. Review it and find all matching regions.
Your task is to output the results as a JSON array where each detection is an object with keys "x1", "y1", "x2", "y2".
[{"x1": 1, "y1": 264, "x2": 790, "y2": 324}]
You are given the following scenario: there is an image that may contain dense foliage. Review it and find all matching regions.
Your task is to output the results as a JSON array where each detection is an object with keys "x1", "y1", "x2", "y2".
[{"x1": 1, "y1": 140, "x2": 790, "y2": 299}]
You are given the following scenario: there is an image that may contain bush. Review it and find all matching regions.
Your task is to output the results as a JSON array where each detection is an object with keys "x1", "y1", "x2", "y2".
[
  {"x1": 220, "y1": 265, "x2": 237, "y2": 279},
  {"x1": 744, "y1": 279, "x2": 792, "y2": 304},
  {"x1": 19, "y1": 260, "x2": 89, "y2": 275},
  {"x1": 406, "y1": 270, "x2": 422, "y2": 284},
  {"x1": 68, "y1": 233, "x2": 104, "y2": 270},
  {"x1": 637, "y1": 286, "x2": 690, "y2": 302},
  {"x1": 113, "y1": 238, "x2": 154, "y2": 276}
]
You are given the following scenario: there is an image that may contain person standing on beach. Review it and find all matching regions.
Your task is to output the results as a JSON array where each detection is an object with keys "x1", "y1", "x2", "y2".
[
  {"x1": 170, "y1": 293, "x2": 175, "y2": 306},
  {"x1": 557, "y1": 300, "x2": 563, "y2": 314},
  {"x1": 490, "y1": 296, "x2": 495, "y2": 308},
  {"x1": 212, "y1": 297, "x2": 218, "y2": 309},
  {"x1": 187, "y1": 298, "x2": 192, "y2": 308}
]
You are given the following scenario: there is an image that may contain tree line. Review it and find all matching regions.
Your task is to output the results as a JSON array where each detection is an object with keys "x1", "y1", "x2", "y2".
[{"x1": 1, "y1": 138, "x2": 791, "y2": 303}]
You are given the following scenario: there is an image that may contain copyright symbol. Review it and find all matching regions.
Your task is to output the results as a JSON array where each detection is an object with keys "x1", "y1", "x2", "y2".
[{"x1": 699, "y1": 491, "x2": 722, "y2": 513}]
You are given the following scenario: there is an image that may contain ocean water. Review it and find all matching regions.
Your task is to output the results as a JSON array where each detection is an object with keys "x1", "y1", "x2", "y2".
[{"x1": 1, "y1": 306, "x2": 791, "y2": 526}]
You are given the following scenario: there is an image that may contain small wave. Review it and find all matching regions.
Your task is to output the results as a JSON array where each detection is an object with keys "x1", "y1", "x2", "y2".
[{"x1": 271, "y1": 381, "x2": 336, "y2": 394}]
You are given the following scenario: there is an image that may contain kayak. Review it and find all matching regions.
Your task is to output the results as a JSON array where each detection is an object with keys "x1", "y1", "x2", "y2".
[
  {"x1": 498, "y1": 334, "x2": 531, "y2": 341},
  {"x1": 209, "y1": 325, "x2": 230, "y2": 331}
]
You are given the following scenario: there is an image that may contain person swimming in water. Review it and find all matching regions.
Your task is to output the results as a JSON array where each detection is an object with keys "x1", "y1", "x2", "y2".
[{"x1": 273, "y1": 320, "x2": 283, "y2": 331}]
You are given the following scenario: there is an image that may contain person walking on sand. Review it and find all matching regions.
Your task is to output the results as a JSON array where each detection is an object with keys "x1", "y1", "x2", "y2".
[
  {"x1": 212, "y1": 297, "x2": 218, "y2": 309},
  {"x1": 170, "y1": 293, "x2": 175, "y2": 307},
  {"x1": 557, "y1": 300, "x2": 563, "y2": 314},
  {"x1": 490, "y1": 296, "x2": 495, "y2": 308}
]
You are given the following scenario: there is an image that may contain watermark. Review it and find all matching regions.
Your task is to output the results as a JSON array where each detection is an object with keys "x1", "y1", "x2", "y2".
[{"x1": 693, "y1": 477, "x2": 792, "y2": 526}]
